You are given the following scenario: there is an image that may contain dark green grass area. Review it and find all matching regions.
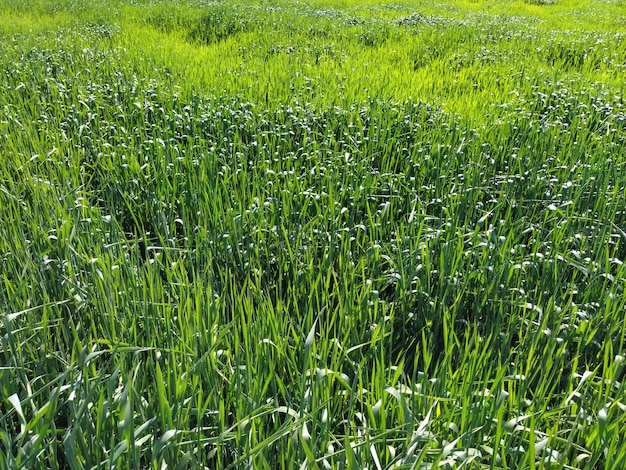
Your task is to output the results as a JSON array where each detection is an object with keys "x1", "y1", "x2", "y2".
[{"x1": 1, "y1": 0, "x2": 625, "y2": 468}]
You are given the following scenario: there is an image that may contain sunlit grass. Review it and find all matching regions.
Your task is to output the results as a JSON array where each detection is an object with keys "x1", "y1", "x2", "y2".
[{"x1": 1, "y1": 0, "x2": 625, "y2": 468}]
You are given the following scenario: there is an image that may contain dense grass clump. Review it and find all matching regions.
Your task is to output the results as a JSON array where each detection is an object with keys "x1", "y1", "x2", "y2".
[{"x1": 1, "y1": 0, "x2": 625, "y2": 468}]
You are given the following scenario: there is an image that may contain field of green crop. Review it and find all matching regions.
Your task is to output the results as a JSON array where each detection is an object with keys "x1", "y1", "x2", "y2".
[{"x1": 1, "y1": 0, "x2": 626, "y2": 468}]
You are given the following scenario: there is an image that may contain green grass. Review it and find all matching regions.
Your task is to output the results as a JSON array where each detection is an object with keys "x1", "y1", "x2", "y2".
[{"x1": 1, "y1": 0, "x2": 625, "y2": 468}]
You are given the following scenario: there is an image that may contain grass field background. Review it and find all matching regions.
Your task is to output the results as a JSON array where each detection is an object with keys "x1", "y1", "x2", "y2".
[{"x1": 1, "y1": 0, "x2": 626, "y2": 468}]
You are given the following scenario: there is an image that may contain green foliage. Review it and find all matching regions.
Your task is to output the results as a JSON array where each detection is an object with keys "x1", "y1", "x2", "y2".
[{"x1": 1, "y1": 0, "x2": 625, "y2": 468}]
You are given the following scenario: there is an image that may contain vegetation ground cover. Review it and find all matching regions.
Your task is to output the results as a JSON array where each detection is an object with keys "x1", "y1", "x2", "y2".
[{"x1": 1, "y1": 0, "x2": 625, "y2": 468}]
